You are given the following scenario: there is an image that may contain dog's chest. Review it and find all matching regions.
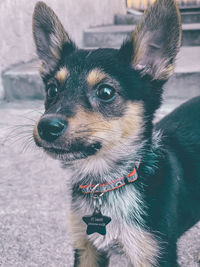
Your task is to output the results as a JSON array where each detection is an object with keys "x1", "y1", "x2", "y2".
[
  {"x1": 69, "y1": 176, "x2": 145, "y2": 250},
  {"x1": 68, "y1": 186, "x2": 159, "y2": 266},
  {"x1": 69, "y1": 199, "x2": 121, "y2": 250},
  {"x1": 87, "y1": 213, "x2": 121, "y2": 251},
  {"x1": 68, "y1": 204, "x2": 159, "y2": 267}
]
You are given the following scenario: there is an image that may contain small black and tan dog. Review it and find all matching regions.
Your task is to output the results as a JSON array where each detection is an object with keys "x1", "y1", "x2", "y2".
[{"x1": 32, "y1": 0, "x2": 200, "y2": 266}]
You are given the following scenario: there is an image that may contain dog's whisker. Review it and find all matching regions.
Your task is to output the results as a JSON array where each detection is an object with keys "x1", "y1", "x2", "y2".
[
  {"x1": 23, "y1": 108, "x2": 44, "y2": 115},
  {"x1": 5, "y1": 128, "x2": 33, "y2": 138},
  {"x1": 77, "y1": 119, "x2": 119, "y2": 128},
  {"x1": 5, "y1": 125, "x2": 34, "y2": 138},
  {"x1": 6, "y1": 124, "x2": 34, "y2": 131},
  {"x1": 74, "y1": 129, "x2": 137, "y2": 143},
  {"x1": 3, "y1": 129, "x2": 33, "y2": 146},
  {"x1": 4, "y1": 131, "x2": 33, "y2": 146},
  {"x1": 16, "y1": 114, "x2": 37, "y2": 123},
  {"x1": 21, "y1": 138, "x2": 35, "y2": 153},
  {"x1": 6, "y1": 129, "x2": 33, "y2": 137}
]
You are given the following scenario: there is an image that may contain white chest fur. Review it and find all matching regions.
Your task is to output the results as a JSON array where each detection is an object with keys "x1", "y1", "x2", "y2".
[{"x1": 68, "y1": 186, "x2": 160, "y2": 267}]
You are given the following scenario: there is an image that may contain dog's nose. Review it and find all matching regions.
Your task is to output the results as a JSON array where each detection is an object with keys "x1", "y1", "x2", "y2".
[{"x1": 37, "y1": 117, "x2": 67, "y2": 142}]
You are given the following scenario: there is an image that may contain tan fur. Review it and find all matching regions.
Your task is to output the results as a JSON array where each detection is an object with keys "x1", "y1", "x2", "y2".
[
  {"x1": 50, "y1": 28, "x2": 68, "y2": 60},
  {"x1": 132, "y1": 30, "x2": 149, "y2": 69},
  {"x1": 87, "y1": 68, "x2": 106, "y2": 87},
  {"x1": 198, "y1": 252, "x2": 200, "y2": 263},
  {"x1": 129, "y1": 0, "x2": 181, "y2": 80},
  {"x1": 68, "y1": 212, "x2": 101, "y2": 267},
  {"x1": 68, "y1": 209, "x2": 159, "y2": 267},
  {"x1": 55, "y1": 67, "x2": 69, "y2": 84},
  {"x1": 121, "y1": 225, "x2": 160, "y2": 267},
  {"x1": 121, "y1": 102, "x2": 144, "y2": 138},
  {"x1": 33, "y1": 122, "x2": 41, "y2": 142},
  {"x1": 68, "y1": 102, "x2": 143, "y2": 152},
  {"x1": 39, "y1": 63, "x2": 48, "y2": 78}
]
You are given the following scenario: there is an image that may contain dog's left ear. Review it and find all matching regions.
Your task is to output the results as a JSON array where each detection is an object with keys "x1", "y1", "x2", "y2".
[
  {"x1": 33, "y1": 2, "x2": 76, "y2": 76},
  {"x1": 119, "y1": 0, "x2": 181, "y2": 80}
]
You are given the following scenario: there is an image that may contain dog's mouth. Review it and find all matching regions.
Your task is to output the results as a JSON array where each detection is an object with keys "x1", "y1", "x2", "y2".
[{"x1": 42, "y1": 141, "x2": 102, "y2": 161}]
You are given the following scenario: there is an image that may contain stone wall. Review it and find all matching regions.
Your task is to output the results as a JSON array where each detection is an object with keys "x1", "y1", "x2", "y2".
[{"x1": 0, "y1": 0, "x2": 126, "y2": 99}]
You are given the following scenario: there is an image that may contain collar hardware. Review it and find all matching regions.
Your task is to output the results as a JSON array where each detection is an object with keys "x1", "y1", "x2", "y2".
[{"x1": 79, "y1": 162, "x2": 140, "y2": 194}]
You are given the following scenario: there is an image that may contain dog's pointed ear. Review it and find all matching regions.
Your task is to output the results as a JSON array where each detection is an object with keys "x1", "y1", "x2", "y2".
[
  {"x1": 33, "y1": 2, "x2": 75, "y2": 76},
  {"x1": 119, "y1": 0, "x2": 181, "y2": 80}
]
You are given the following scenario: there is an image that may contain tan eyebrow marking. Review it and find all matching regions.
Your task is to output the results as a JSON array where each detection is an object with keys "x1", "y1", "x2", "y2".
[
  {"x1": 87, "y1": 68, "x2": 106, "y2": 86},
  {"x1": 55, "y1": 67, "x2": 69, "y2": 84}
]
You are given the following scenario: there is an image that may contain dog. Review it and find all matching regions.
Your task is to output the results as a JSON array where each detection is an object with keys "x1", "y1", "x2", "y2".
[{"x1": 32, "y1": 0, "x2": 200, "y2": 266}]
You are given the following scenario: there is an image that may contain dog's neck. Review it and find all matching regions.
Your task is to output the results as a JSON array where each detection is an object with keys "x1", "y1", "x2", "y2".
[
  {"x1": 64, "y1": 130, "x2": 162, "y2": 191},
  {"x1": 68, "y1": 130, "x2": 163, "y2": 230}
]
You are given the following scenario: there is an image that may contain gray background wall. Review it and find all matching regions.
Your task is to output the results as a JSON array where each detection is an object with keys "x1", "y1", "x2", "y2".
[{"x1": 0, "y1": 0, "x2": 126, "y2": 99}]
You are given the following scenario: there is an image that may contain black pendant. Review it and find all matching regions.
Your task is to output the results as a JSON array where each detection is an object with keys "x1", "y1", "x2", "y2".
[{"x1": 82, "y1": 210, "x2": 111, "y2": 236}]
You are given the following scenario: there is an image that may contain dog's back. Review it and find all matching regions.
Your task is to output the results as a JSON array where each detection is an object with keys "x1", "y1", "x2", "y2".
[
  {"x1": 156, "y1": 96, "x2": 200, "y2": 150},
  {"x1": 155, "y1": 96, "x2": 200, "y2": 235}
]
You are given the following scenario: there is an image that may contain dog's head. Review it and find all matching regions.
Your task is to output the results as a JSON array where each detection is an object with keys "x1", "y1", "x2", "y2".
[{"x1": 32, "y1": 0, "x2": 181, "y2": 169}]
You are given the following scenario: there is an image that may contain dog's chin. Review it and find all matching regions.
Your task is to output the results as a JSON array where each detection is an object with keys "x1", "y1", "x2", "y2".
[{"x1": 41, "y1": 142, "x2": 102, "y2": 162}]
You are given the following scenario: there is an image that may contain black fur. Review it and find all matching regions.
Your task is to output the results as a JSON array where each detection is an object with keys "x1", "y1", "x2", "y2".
[
  {"x1": 144, "y1": 97, "x2": 200, "y2": 265},
  {"x1": 32, "y1": 0, "x2": 200, "y2": 266}
]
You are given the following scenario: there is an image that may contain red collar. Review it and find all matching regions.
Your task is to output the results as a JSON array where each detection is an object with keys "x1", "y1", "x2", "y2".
[{"x1": 79, "y1": 162, "x2": 140, "y2": 194}]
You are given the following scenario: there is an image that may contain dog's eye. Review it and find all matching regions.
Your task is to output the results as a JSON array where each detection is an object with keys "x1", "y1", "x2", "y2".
[
  {"x1": 47, "y1": 84, "x2": 58, "y2": 98},
  {"x1": 97, "y1": 85, "x2": 116, "y2": 101}
]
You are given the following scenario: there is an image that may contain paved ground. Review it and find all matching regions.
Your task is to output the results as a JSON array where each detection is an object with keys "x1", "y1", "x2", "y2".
[{"x1": 0, "y1": 99, "x2": 200, "y2": 267}]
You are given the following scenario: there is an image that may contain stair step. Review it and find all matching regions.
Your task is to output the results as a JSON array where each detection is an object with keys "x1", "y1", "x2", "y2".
[
  {"x1": 2, "y1": 47, "x2": 200, "y2": 101},
  {"x1": 84, "y1": 23, "x2": 200, "y2": 47},
  {"x1": 114, "y1": 13, "x2": 142, "y2": 25},
  {"x1": 2, "y1": 60, "x2": 44, "y2": 101},
  {"x1": 114, "y1": 11, "x2": 200, "y2": 25}
]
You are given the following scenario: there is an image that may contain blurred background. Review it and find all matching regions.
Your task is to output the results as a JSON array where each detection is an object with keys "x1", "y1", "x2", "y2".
[
  {"x1": 0, "y1": 0, "x2": 200, "y2": 266},
  {"x1": 127, "y1": 0, "x2": 200, "y2": 9}
]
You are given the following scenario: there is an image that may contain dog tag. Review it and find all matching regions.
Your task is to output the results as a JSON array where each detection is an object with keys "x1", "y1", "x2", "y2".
[{"x1": 82, "y1": 210, "x2": 111, "y2": 236}]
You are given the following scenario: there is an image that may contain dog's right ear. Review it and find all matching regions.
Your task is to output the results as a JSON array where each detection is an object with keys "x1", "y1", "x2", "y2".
[{"x1": 33, "y1": 2, "x2": 75, "y2": 76}]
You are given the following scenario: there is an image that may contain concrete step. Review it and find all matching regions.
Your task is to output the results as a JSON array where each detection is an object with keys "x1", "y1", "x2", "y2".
[
  {"x1": 114, "y1": 11, "x2": 200, "y2": 25},
  {"x1": 2, "y1": 60, "x2": 44, "y2": 101},
  {"x1": 84, "y1": 23, "x2": 200, "y2": 47},
  {"x1": 114, "y1": 13, "x2": 141, "y2": 25},
  {"x1": 2, "y1": 47, "x2": 200, "y2": 101}
]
